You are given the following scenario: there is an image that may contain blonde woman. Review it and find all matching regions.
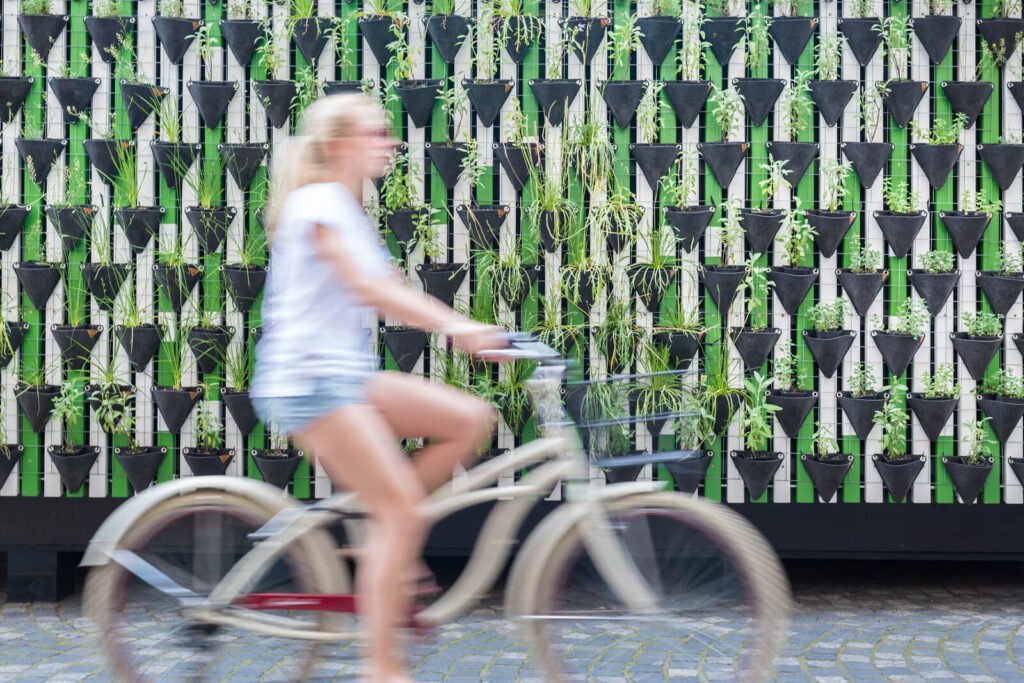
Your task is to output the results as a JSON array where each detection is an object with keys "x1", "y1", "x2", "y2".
[{"x1": 251, "y1": 94, "x2": 504, "y2": 682}]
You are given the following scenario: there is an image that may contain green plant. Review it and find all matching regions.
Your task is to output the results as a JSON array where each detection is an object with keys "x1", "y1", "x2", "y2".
[
  {"x1": 676, "y1": 388, "x2": 713, "y2": 451},
  {"x1": 256, "y1": 25, "x2": 288, "y2": 80},
  {"x1": 182, "y1": 157, "x2": 224, "y2": 209},
  {"x1": 432, "y1": 342, "x2": 471, "y2": 392},
  {"x1": 438, "y1": 79, "x2": 468, "y2": 132},
  {"x1": 109, "y1": 36, "x2": 150, "y2": 84},
  {"x1": 158, "y1": 0, "x2": 185, "y2": 18},
  {"x1": 637, "y1": 81, "x2": 667, "y2": 142},
  {"x1": 815, "y1": 32, "x2": 843, "y2": 81},
  {"x1": 161, "y1": 325, "x2": 195, "y2": 390},
  {"x1": 656, "y1": 305, "x2": 705, "y2": 336},
  {"x1": 608, "y1": 13, "x2": 642, "y2": 72},
  {"x1": 778, "y1": 76, "x2": 812, "y2": 142},
  {"x1": 154, "y1": 95, "x2": 182, "y2": 143},
  {"x1": 979, "y1": 368, "x2": 1024, "y2": 399},
  {"x1": 91, "y1": 382, "x2": 137, "y2": 446},
  {"x1": 195, "y1": 24, "x2": 221, "y2": 81},
  {"x1": 773, "y1": 346, "x2": 803, "y2": 393},
  {"x1": 490, "y1": 0, "x2": 543, "y2": 57},
  {"x1": 757, "y1": 160, "x2": 792, "y2": 211},
  {"x1": 92, "y1": 0, "x2": 119, "y2": 16},
  {"x1": 875, "y1": 15, "x2": 911, "y2": 80},
  {"x1": 589, "y1": 189, "x2": 643, "y2": 252},
  {"x1": 113, "y1": 281, "x2": 151, "y2": 328},
  {"x1": 386, "y1": 20, "x2": 420, "y2": 82},
  {"x1": 412, "y1": 214, "x2": 441, "y2": 260},
  {"x1": 994, "y1": 0, "x2": 1022, "y2": 18},
  {"x1": 771, "y1": 0, "x2": 801, "y2": 18},
  {"x1": 962, "y1": 310, "x2": 1003, "y2": 338},
  {"x1": 51, "y1": 380, "x2": 84, "y2": 450},
  {"x1": 651, "y1": 0, "x2": 681, "y2": 16},
  {"x1": 873, "y1": 298, "x2": 929, "y2": 337},
  {"x1": 379, "y1": 149, "x2": 422, "y2": 213},
  {"x1": 910, "y1": 113, "x2": 967, "y2": 145},
  {"x1": 595, "y1": 297, "x2": 642, "y2": 371},
  {"x1": 717, "y1": 197, "x2": 745, "y2": 266},
  {"x1": 960, "y1": 190, "x2": 1002, "y2": 217},
  {"x1": 194, "y1": 403, "x2": 224, "y2": 451},
  {"x1": 661, "y1": 149, "x2": 700, "y2": 209},
  {"x1": 962, "y1": 417, "x2": 992, "y2": 464},
  {"x1": 849, "y1": 243, "x2": 882, "y2": 273},
  {"x1": 533, "y1": 283, "x2": 584, "y2": 354},
  {"x1": 927, "y1": 0, "x2": 953, "y2": 15},
  {"x1": 224, "y1": 343, "x2": 253, "y2": 390},
  {"x1": 778, "y1": 209, "x2": 815, "y2": 267},
  {"x1": 581, "y1": 380, "x2": 633, "y2": 458},
  {"x1": 872, "y1": 386, "x2": 909, "y2": 459},
  {"x1": 560, "y1": 258, "x2": 605, "y2": 309},
  {"x1": 111, "y1": 139, "x2": 144, "y2": 209},
  {"x1": 737, "y1": 261, "x2": 772, "y2": 330},
  {"x1": 564, "y1": 108, "x2": 615, "y2": 191},
  {"x1": 998, "y1": 241, "x2": 1023, "y2": 275},
  {"x1": 849, "y1": 362, "x2": 879, "y2": 397},
  {"x1": 227, "y1": 0, "x2": 253, "y2": 20},
  {"x1": 526, "y1": 167, "x2": 577, "y2": 247},
  {"x1": 477, "y1": 360, "x2": 536, "y2": 436},
  {"x1": 813, "y1": 421, "x2": 840, "y2": 459},
  {"x1": 633, "y1": 345, "x2": 686, "y2": 419},
  {"x1": 480, "y1": 248, "x2": 534, "y2": 307},
  {"x1": 709, "y1": 84, "x2": 743, "y2": 142},
  {"x1": 742, "y1": 371, "x2": 781, "y2": 451},
  {"x1": 859, "y1": 83, "x2": 885, "y2": 142},
  {"x1": 920, "y1": 363, "x2": 957, "y2": 398},
  {"x1": 21, "y1": 0, "x2": 52, "y2": 13},
  {"x1": 294, "y1": 64, "x2": 324, "y2": 112},
  {"x1": 569, "y1": 0, "x2": 594, "y2": 17},
  {"x1": 705, "y1": 0, "x2": 742, "y2": 17},
  {"x1": 809, "y1": 299, "x2": 847, "y2": 333},
  {"x1": 882, "y1": 177, "x2": 922, "y2": 214},
  {"x1": 919, "y1": 249, "x2": 954, "y2": 274},
  {"x1": 743, "y1": 5, "x2": 772, "y2": 74},
  {"x1": 458, "y1": 141, "x2": 486, "y2": 193},
  {"x1": 820, "y1": 158, "x2": 852, "y2": 213},
  {"x1": 675, "y1": 13, "x2": 708, "y2": 80}
]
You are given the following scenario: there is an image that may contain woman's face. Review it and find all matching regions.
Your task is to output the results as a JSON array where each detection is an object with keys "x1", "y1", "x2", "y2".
[{"x1": 327, "y1": 112, "x2": 400, "y2": 181}]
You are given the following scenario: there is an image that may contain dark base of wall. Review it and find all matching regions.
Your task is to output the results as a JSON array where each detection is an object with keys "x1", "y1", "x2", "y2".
[{"x1": 5, "y1": 497, "x2": 1024, "y2": 600}]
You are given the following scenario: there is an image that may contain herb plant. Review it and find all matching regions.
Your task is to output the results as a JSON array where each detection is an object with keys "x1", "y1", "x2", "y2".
[
  {"x1": 809, "y1": 299, "x2": 847, "y2": 333},
  {"x1": 778, "y1": 77, "x2": 812, "y2": 142},
  {"x1": 910, "y1": 113, "x2": 967, "y2": 145},
  {"x1": 919, "y1": 250, "x2": 954, "y2": 274},
  {"x1": 849, "y1": 243, "x2": 882, "y2": 273},
  {"x1": 850, "y1": 362, "x2": 879, "y2": 397},
  {"x1": 813, "y1": 421, "x2": 840, "y2": 459},
  {"x1": 919, "y1": 363, "x2": 958, "y2": 398},
  {"x1": 872, "y1": 387, "x2": 910, "y2": 460},
  {"x1": 815, "y1": 32, "x2": 842, "y2": 81},
  {"x1": 742, "y1": 371, "x2": 780, "y2": 451},
  {"x1": 873, "y1": 298, "x2": 929, "y2": 337},
  {"x1": 962, "y1": 418, "x2": 992, "y2": 464},
  {"x1": 779, "y1": 209, "x2": 815, "y2": 267},
  {"x1": 820, "y1": 158, "x2": 852, "y2": 213},
  {"x1": 962, "y1": 310, "x2": 1002, "y2": 338},
  {"x1": 882, "y1": 177, "x2": 921, "y2": 214},
  {"x1": 708, "y1": 84, "x2": 743, "y2": 142}
]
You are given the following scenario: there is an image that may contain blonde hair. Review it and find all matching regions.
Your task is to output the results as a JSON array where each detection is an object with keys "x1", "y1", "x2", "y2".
[{"x1": 265, "y1": 93, "x2": 383, "y2": 238}]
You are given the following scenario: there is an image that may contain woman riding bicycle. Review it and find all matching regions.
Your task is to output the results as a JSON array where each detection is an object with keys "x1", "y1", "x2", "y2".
[{"x1": 251, "y1": 93, "x2": 505, "y2": 683}]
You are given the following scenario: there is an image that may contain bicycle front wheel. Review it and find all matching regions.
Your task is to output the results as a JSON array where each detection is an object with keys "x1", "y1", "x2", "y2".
[
  {"x1": 84, "y1": 489, "x2": 351, "y2": 682},
  {"x1": 510, "y1": 492, "x2": 790, "y2": 682}
]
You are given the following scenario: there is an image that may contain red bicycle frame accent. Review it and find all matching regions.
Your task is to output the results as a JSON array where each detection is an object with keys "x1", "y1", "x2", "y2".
[{"x1": 237, "y1": 593, "x2": 358, "y2": 613}]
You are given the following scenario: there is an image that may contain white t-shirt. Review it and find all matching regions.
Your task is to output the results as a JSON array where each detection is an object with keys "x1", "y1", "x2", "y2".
[{"x1": 251, "y1": 182, "x2": 391, "y2": 398}]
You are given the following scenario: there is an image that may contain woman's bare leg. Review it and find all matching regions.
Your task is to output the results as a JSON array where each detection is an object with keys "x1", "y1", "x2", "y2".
[{"x1": 295, "y1": 404, "x2": 426, "y2": 682}]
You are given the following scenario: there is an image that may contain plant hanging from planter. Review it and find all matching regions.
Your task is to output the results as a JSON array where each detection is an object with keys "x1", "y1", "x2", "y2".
[
  {"x1": 374, "y1": 148, "x2": 430, "y2": 250},
  {"x1": 595, "y1": 297, "x2": 643, "y2": 373},
  {"x1": 803, "y1": 420, "x2": 852, "y2": 501},
  {"x1": 731, "y1": 263, "x2": 778, "y2": 369},
  {"x1": 654, "y1": 305, "x2": 705, "y2": 368},
  {"x1": 607, "y1": 11, "x2": 641, "y2": 74},
  {"x1": 976, "y1": 368, "x2": 1024, "y2": 444},
  {"x1": 768, "y1": 344, "x2": 817, "y2": 438},
  {"x1": 490, "y1": 0, "x2": 543, "y2": 64},
  {"x1": 700, "y1": 84, "x2": 747, "y2": 188},
  {"x1": 954, "y1": 310, "x2": 1003, "y2": 381},
  {"x1": 733, "y1": 370, "x2": 783, "y2": 499},
  {"x1": 564, "y1": 105, "x2": 615, "y2": 191},
  {"x1": 253, "y1": 25, "x2": 296, "y2": 129},
  {"x1": 770, "y1": 77, "x2": 817, "y2": 186},
  {"x1": 47, "y1": 380, "x2": 101, "y2": 492},
  {"x1": 805, "y1": 299, "x2": 854, "y2": 378},
  {"x1": 740, "y1": 159, "x2": 791, "y2": 255},
  {"x1": 767, "y1": 207, "x2": 817, "y2": 315},
  {"x1": 808, "y1": 31, "x2": 857, "y2": 127},
  {"x1": 871, "y1": 384, "x2": 923, "y2": 502},
  {"x1": 876, "y1": 177, "x2": 926, "y2": 258},
  {"x1": 526, "y1": 165, "x2": 577, "y2": 254},
  {"x1": 941, "y1": 189, "x2": 1002, "y2": 259},
  {"x1": 806, "y1": 157, "x2": 855, "y2": 257},
  {"x1": 480, "y1": 245, "x2": 540, "y2": 308},
  {"x1": 838, "y1": 362, "x2": 886, "y2": 440},
  {"x1": 628, "y1": 222, "x2": 676, "y2": 312},
  {"x1": 943, "y1": 417, "x2": 995, "y2": 504},
  {"x1": 591, "y1": 186, "x2": 643, "y2": 256},
  {"x1": 533, "y1": 282, "x2": 584, "y2": 355},
  {"x1": 561, "y1": 256, "x2": 607, "y2": 311},
  {"x1": 661, "y1": 151, "x2": 714, "y2": 253},
  {"x1": 632, "y1": 345, "x2": 686, "y2": 439},
  {"x1": 152, "y1": 324, "x2": 203, "y2": 434},
  {"x1": 978, "y1": 241, "x2": 1024, "y2": 315},
  {"x1": 870, "y1": 297, "x2": 928, "y2": 377},
  {"x1": 701, "y1": 198, "x2": 748, "y2": 314},
  {"x1": 907, "y1": 363, "x2": 959, "y2": 442},
  {"x1": 910, "y1": 248, "x2": 958, "y2": 316}
]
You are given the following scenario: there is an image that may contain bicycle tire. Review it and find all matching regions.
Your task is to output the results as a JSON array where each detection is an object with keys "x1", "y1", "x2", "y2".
[
  {"x1": 84, "y1": 489, "x2": 350, "y2": 682},
  {"x1": 506, "y1": 491, "x2": 790, "y2": 682}
]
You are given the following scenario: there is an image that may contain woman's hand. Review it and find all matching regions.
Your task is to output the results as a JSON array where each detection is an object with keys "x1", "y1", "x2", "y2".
[{"x1": 444, "y1": 322, "x2": 509, "y2": 358}]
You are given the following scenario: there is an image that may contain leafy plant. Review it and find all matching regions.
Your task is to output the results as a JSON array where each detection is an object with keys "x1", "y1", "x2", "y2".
[
  {"x1": 717, "y1": 198, "x2": 745, "y2": 266},
  {"x1": 813, "y1": 421, "x2": 840, "y2": 459},
  {"x1": 815, "y1": 32, "x2": 843, "y2": 81},
  {"x1": 227, "y1": 0, "x2": 253, "y2": 20},
  {"x1": 51, "y1": 381, "x2": 84, "y2": 451},
  {"x1": 182, "y1": 157, "x2": 224, "y2": 209},
  {"x1": 637, "y1": 80, "x2": 667, "y2": 142},
  {"x1": 872, "y1": 298, "x2": 929, "y2": 337},
  {"x1": 962, "y1": 310, "x2": 1002, "y2": 338},
  {"x1": 962, "y1": 418, "x2": 992, "y2": 464},
  {"x1": 875, "y1": 15, "x2": 911, "y2": 80},
  {"x1": 608, "y1": 13, "x2": 642, "y2": 73},
  {"x1": 778, "y1": 77, "x2": 811, "y2": 142},
  {"x1": 533, "y1": 283, "x2": 584, "y2": 354},
  {"x1": 779, "y1": 209, "x2": 815, "y2": 267},
  {"x1": 676, "y1": 388, "x2": 713, "y2": 451},
  {"x1": 820, "y1": 157, "x2": 852, "y2": 213},
  {"x1": 111, "y1": 139, "x2": 145, "y2": 208},
  {"x1": 910, "y1": 113, "x2": 967, "y2": 145},
  {"x1": 595, "y1": 297, "x2": 642, "y2": 372},
  {"x1": 561, "y1": 258, "x2": 606, "y2": 309},
  {"x1": 589, "y1": 189, "x2": 643, "y2": 252},
  {"x1": 882, "y1": 177, "x2": 922, "y2": 214},
  {"x1": 771, "y1": 0, "x2": 801, "y2": 18},
  {"x1": 809, "y1": 299, "x2": 846, "y2": 333},
  {"x1": 773, "y1": 346, "x2": 804, "y2": 393},
  {"x1": 849, "y1": 362, "x2": 879, "y2": 397},
  {"x1": 224, "y1": 343, "x2": 253, "y2": 390},
  {"x1": 194, "y1": 403, "x2": 224, "y2": 451},
  {"x1": 154, "y1": 94, "x2": 182, "y2": 143},
  {"x1": 564, "y1": 107, "x2": 614, "y2": 190},
  {"x1": 994, "y1": 0, "x2": 1022, "y2": 18},
  {"x1": 158, "y1": 0, "x2": 185, "y2": 18},
  {"x1": 195, "y1": 24, "x2": 221, "y2": 82},
  {"x1": 651, "y1": 0, "x2": 682, "y2": 16},
  {"x1": 920, "y1": 363, "x2": 958, "y2": 398},
  {"x1": 708, "y1": 84, "x2": 743, "y2": 142},
  {"x1": 849, "y1": 243, "x2": 882, "y2": 273},
  {"x1": 256, "y1": 25, "x2": 288, "y2": 80},
  {"x1": 633, "y1": 345, "x2": 686, "y2": 419},
  {"x1": 741, "y1": 371, "x2": 780, "y2": 451},
  {"x1": 960, "y1": 190, "x2": 1002, "y2": 217},
  {"x1": 998, "y1": 241, "x2": 1023, "y2": 275},
  {"x1": 480, "y1": 247, "x2": 534, "y2": 308},
  {"x1": 859, "y1": 83, "x2": 885, "y2": 142},
  {"x1": 661, "y1": 149, "x2": 700, "y2": 209},
  {"x1": 743, "y1": 5, "x2": 772, "y2": 74},
  {"x1": 675, "y1": 13, "x2": 708, "y2": 80},
  {"x1": 92, "y1": 0, "x2": 119, "y2": 17},
  {"x1": 919, "y1": 249, "x2": 954, "y2": 274},
  {"x1": 160, "y1": 325, "x2": 196, "y2": 390},
  {"x1": 926, "y1": 0, "x2": 952, "y2": 15},
  {"x1": 872, "y1": 386, "x2": 909, "y2": 459},
  {"x1": 110, "y1": 35, "x2": 150, "y2": 84},
  {"x1": 21, "y1": 0, "x2": 52, "y2": 14},
  {"x1": 293, "y1": 64, "x2": 324, "y2": 112},
  {"x1": 757, "y1": 160, "x2": 791, "y2": 211},
  {"x1": 526, "y1": 167, "x2": 577, "y2": 247},
  {"x1": 704, "y1": 0, "x2": 742, "y2": 15},
  {"x1": 978, "y1": 368, "x2": 1024, "y2": 399},
  {"x1": 656, "y1": 304, "x2": 705, "y2": 336}
]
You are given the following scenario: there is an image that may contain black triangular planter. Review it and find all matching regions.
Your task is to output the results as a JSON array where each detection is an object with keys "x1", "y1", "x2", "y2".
[
  {"x1": 52, "y1": 324, "x2": 102, "y2": 371},
  {"x1": 703, "y1": 16, "x2": 743, "y2": 65},
  {"x1": 0, "y1": 321, "x2": 28, "y2": 368},
  {"x1": 875, "y1": 211, "x2": 927, "y2": 258},
  {"x1": 187, "y1": 80, "x2": 237, "y2": 129},
  {"x1": 220, "y1": 142, "x2": 267, "y2": 190},
  {"x1": 186, "y1": 207, "x2": 236, "y2": 252},
  {"x1": 16, "y1": 384, "x2": 58, "y2": 433},
  {"x1": 463, "y1": 79, "x2": 513, "y2": 128},
  {"x1": 951, "y1": 332, "x2": 1000, "y2": 381},
  {"x1": 838, "y1": 17, "x2": 881, "y2": 67},
  {"x1": 152, "y1": 16, "x2": 200, "y2": 65},
  {"x1": 18, "y1": 14, "x2": 68, "y2": 62},
  {"x1": 977, "y1": 272, "x2": 1024, "y2": 316},
  {"x1": 976, "y1": 18, "x2": 1024, "y2": 65},
  {"x1": 45, "y1": 204, "x2": 93, "y2": 253},
  {"x1": 873, "y1": 454, "x2": 925, "y2": 503},
  {"x1": 978, "y1": 395, "x2": 1024, "y2": 444},
  {"x1": 187, "y1": 325, "x2": 233, "y2": 375},
  {"x1": 386, "y1": 208, "x2": 425, "y2": 246},
  {"x1": 292, "y1": 16, "x2": 334, "y2": 64},
  {"x1": 807, "y1": 211, "x2": 855, "y2": 258},
  {"x1": 940, "y1": 81, "x2": 992, "y2": 129},
  {"x1": 154, "y1": 263, "x2": 202, "y2": 313},
  {"x1": 768, "y1": 390, "x2": 817, "y2": 439},
  {"x1": 121, "y1": 82, "x2": 166, "y2": 130},
  {"x1": 628, "y1": 265, "x2": 676, "y2": 312},
  {"x1": 152, "y1": 386, "x2": 202, "y2": 434},
  {"x1": 224, "y1": 388, "x2": 257, "y2": 435},
  {"x1": 563, "y1": 16, "x2": 608, "y2": 63},
  {"x1": 909, "y1": 269, "x2": 959, "y2": 316},
  {"x1": 801, "y1": 454, "x2": 853, "y2": 502},
  {"x1": 842, "y1": 141, "x2": 893, "y2": 188},
  {"x1": 114, "y1": 446, "x2": 167, "y2": 492},
  {"x1": 494, "y1": 265, "x2": 541, "y2": 306},
  {"x1": 911, "y1": 143, "x2": 962, "y2": 190},
  {"x1": 664, "y1": 205, "x2": 714, "y2": 253},
  {"x1": 804, "y1": 330, "x2": 855, "y2": 378},
  {"x1": 1011, "y1": 82, "x2": 1024, "y2": 116},
  {"x1": 183, "y1": 447, "x2": 236, "y2": 475},
  {"x1": 223, "y1": 264, "x2": 267, "y2": 312},
  {"x1": 631, "y1": 143, "x2": 680, "y2": 188},
  {"x1": 664, "y1": 451, "x2": 713, "y2": 493},
  {"x1": 838, "y1": 391, "x2": 884, "y2": 440},
  {"x1": 49, "y1": 446, "x2": 100, "y2": 493},
  {"x1": 426, "y1": 14, "x2": 472, "y2": 64},
  {"x1": 0, "y1": 76, "x2": 32, "y2": 125},
  {"x1": 637, "y1": 16, "x2": 681, "y2": 65},
  {"x1": 943, "y1": 457, "x2": 993, "y2": 505},
  {"x1": 872, "y1": 331, "x2": 923, "y2": 377},
  {"x1": 537, "y1": 211, "x2": 563, "y2": 252},
  {"x1": 416, "y1": 262, "x2": 467, "y2": 306},
  {"x1": 0, "y1": 445, "x2": 23, "y2": 489},
  {"x1": 497, "y1": 15, "x2": 540, "y2": 64},
  {"x1": 1010, "y1": 458, "x2": 1024, "y2": 488},
  {"x1": 734, "y1": 78, "x2": 786, "y2": 126},
  {"x1": 653, "y1": 331, "x2": 701, "y2": 368},
  {"x1": 84, "y1": 138, "x2": 130, "y2": 184},
  {"x1": 912, "y1": 15, "x2": 961, "y2": 65},
  {"x1": 767, "y1": 267, "x2": 818, "y2": 316},
  {"x1": 14, "y1": 261, "x2": 60, "y2": 310},
  {"x1": 151, "y1": 141, "x2": 200, "y2": 191},
  {"x1": 359, "y1": 16, "x2": 401, "y2": 65},
  {"x1": 529, "y1": 79, "x2": 580, "y2": 127},
  {"x1": 16, "y1": 138, "x2": 64, "y2": 185},
  {"x1": 1015, "y1": 332, "x2": 1024, "y2": 359},
  {"x1": 457, "y1": 204, "x2": 509, "y2": 250},
  {"x1": 699, "y1": 142, "x2": 748, "y2": 188},
  {"x1": 114, "y1": 206, "x2": 164, "y2": 254},
  {"x1": 48, "y1": 76, "x2": 100, "y2": 120},
  {"x1": 940, "y1": 211, "x2": 990, "y2": 258},
  {"x1": 396, "y1": 79, "x2": 443, "y2": 128},
  {"x1": 884, "y1": 80, "x2": 928, "y2": 129},
  {"x1": 253, "y1": 79, "x2": 297, "y2": 129},
  {"x1": 604, "y1": 463, "x2": 644, "y2": 485},
  {"x1": 252, "y1": 449, "x2": 302, "y2": 488},
  {"x1": 1008, "y1": 212, "x2": 1024, "y2": 242},
  {"x1": 426, "y1": 142, "x2": 469, "y2": 190},
  {"x1": 700, "y1": 265, "x2": 746, "y2": 313},
  {"x1": 603, "y1": 80, "x2": 645, "y2": 128},
  {"x1": 907, "y1": 393, "x2": 957, "y2": 442},
  {"x1": 382, "y1": 326, "x2": 428, "y2": 373},
  {"x1": 731, "y1": 327, "x2": 781, "y2": 370},
  {"x1": 85, "y1": 16, "x2": 133, "y2": 64},
  {"x1": 978, "y1": 144, "x2": 1024, "y2": 192},
  {"x1": 114, "y1": 324, "x2": 162, "y2": 372},
  {"x1": 0, "y1": 204, "x2": 29, "y2": 251},
  {"x1": 219, "y1": 18, "x2": 261, "y2": 66},
  {"x1": 768, "y1": 16, "x2": 817, "y2": 64},
  {"x1": 740, "y1": 209, "x2": 783, "y2": 255},
  {"x1": 252, "y1": 326, "x2": 263, "y2": 344},
  {"x1": 324, "y1": 81, "x2": 365, "y2": 97},
  {"x1": 767, "y1": 141, "x2": 817, "y2": 188},
  {"x1": 808, "y1": 80, "x2": 858, "y2": 128},
  {"x1": 712, "y1": 394, "x2": 741, "y2": 436},
  {"x1": 565, "y1": 268, "x2": 603, "y2": 310},
  {"x1": 494, "y1": 142, "x2": 542, "y2": 192},
  {"x1": 731, "y1": 451, "x2": 784, "y2": 499},
  {"x1": 663, "y1": 80, "x2": 712, "y2": 129},
  {"x1": 81, "y1": 262, "x2": 129, "y2": 312}
]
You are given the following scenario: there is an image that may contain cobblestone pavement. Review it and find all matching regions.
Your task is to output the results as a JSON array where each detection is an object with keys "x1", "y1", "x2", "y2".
[{"x1": 1, "y1": 561, "x2": 1024, "y2": 681}]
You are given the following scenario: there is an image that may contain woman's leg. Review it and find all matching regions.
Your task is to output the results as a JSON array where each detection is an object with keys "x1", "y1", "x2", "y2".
[
  {"x1": 365, "y1": 372, "x2": 496, "y2": 492},
  {"x1": 295, "y1": 404, "x2": 426, "y2": 682}
]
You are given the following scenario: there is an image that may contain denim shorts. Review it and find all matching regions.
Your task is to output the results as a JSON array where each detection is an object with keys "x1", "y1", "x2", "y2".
[{"x1": 251, "y1": 374, "x2": 370, "y2": 436}]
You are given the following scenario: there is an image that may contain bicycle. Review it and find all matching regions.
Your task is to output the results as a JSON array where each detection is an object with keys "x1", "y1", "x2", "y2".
[{"x1": 81, "y1": 335, "x2": 791, "y2": 681}]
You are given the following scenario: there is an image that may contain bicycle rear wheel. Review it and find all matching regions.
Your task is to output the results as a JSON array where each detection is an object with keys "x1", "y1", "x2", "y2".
[
  {"x1": 84, "y1": 490, "x2": 351, "y2": 682},
  {"x1": 510, "y1": 492, "x2": 790, "y2": 682}
]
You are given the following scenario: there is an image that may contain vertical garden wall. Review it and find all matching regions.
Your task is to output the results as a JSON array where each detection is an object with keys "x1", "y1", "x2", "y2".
[{"x1": 0, "y1": 0, "x2": 1023, "y2": 509}]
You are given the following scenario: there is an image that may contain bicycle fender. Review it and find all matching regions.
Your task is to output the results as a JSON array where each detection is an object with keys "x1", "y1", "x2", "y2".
[{"x1": 79, "y1": 476, "x2": 298, "y2": 567}]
